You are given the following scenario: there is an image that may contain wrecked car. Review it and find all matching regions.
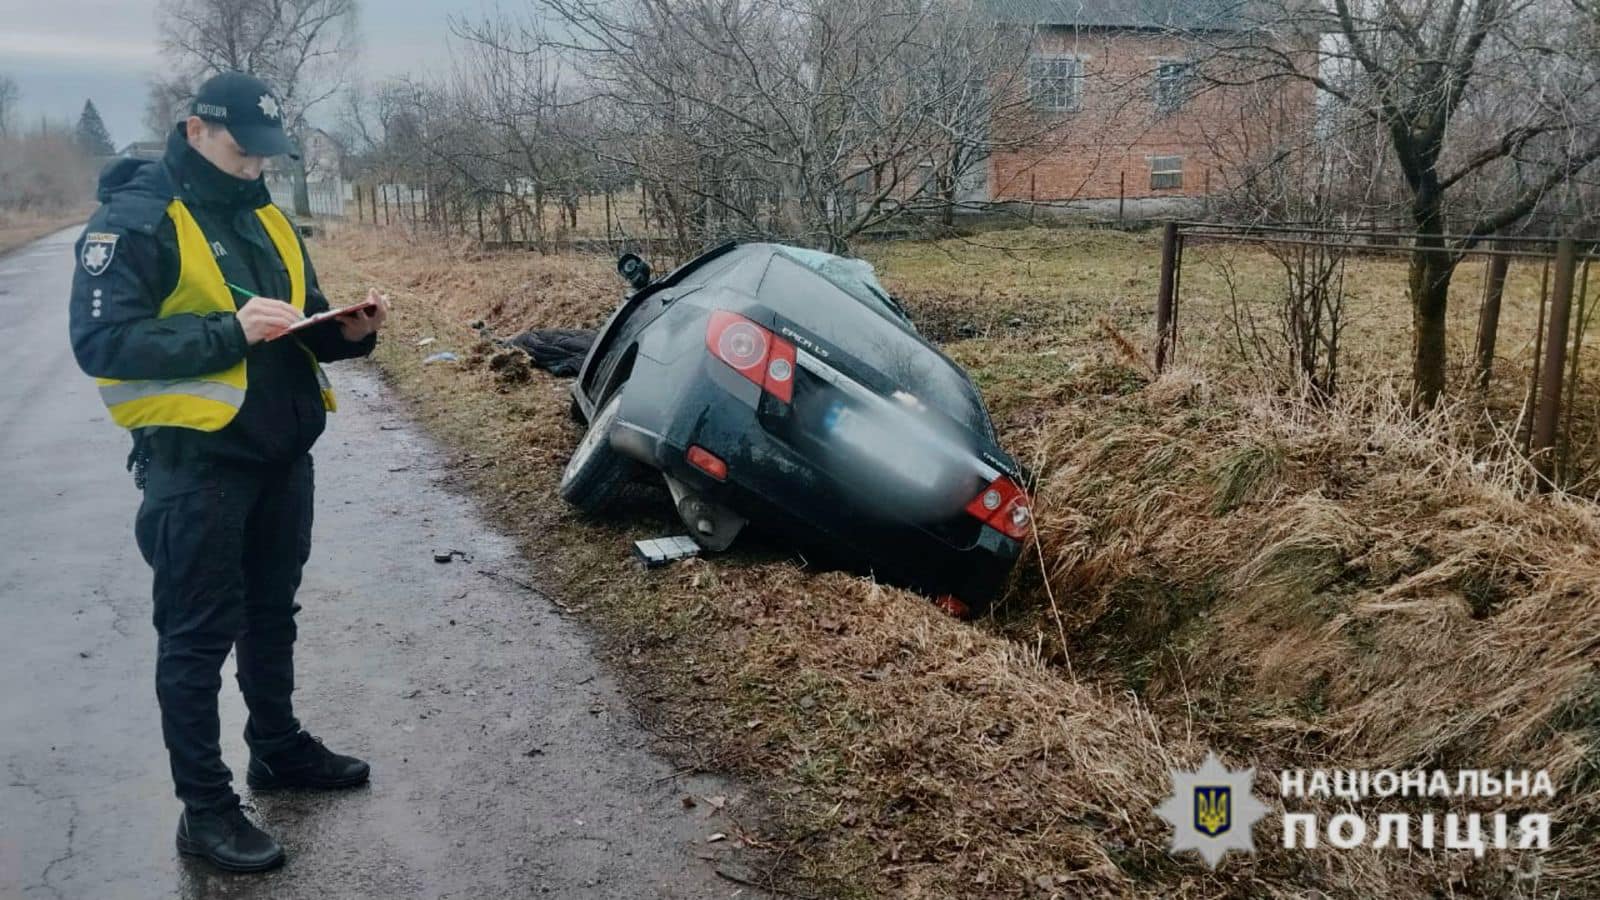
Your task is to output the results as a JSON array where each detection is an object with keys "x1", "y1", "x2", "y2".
[{"x1": 561, "y1": 242, "x2": 1032, "y2": 611}]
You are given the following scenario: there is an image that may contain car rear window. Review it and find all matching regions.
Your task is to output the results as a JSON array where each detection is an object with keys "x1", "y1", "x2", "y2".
[
  {"x1": 663, "y1": 244, "x2": 767, "y2": 294},
  {"x1": 776, "y1": 248, "x2": 912, "y2": 326},
  {"x1": 758, "y1": 253, "x2": 993, "y2": 438}
]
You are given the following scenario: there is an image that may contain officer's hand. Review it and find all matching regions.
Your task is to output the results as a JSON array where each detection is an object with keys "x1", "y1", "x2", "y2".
[
  {"x1": 237, "y1": 297, "x2": 305, "y2": 344},
  {"x1": 337, "y1": 288, "x2": 390, "y2": 342}
]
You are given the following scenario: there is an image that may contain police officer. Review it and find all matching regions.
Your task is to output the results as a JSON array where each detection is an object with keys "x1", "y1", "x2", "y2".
[{"x1": 68, "y1": 72, "x2": 389, "y2": 873}]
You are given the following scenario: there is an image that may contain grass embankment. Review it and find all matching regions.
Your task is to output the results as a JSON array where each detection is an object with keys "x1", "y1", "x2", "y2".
[
  {"x1": 0, "y1": 207, "x2": 90, "y2": 255},
  {"x1": 316, "y1": 224, "x2": 1600, "y2": 898}
]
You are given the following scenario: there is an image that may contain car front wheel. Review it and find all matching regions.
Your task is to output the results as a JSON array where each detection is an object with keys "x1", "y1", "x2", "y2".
[{"x1": 560, "y1": 389, "x2": 631, "y2": 514}]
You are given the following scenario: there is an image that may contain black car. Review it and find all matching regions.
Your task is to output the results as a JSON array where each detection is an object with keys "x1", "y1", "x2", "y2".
[{"x1": 562, "y1": 241, "x2": 1032, "y2": 611}]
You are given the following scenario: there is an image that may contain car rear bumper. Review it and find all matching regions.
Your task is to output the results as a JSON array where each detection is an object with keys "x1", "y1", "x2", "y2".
[{"x1": 609, "y1": 355, "x2": 1024, "y2": 605}]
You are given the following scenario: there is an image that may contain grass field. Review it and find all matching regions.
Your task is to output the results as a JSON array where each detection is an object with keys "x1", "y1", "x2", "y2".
[{"x1": 315, "y1": 223, "x2": 1600, "y2": 898}]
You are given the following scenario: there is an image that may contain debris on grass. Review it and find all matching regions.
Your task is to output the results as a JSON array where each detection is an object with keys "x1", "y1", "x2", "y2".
[{"x1": 634, "y1": 536, "x2": 703, "y2": 569}]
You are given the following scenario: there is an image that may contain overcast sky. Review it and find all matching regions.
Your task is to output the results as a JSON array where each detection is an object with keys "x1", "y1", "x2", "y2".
[{"x1": 0, "y1": 0, "x2": 469, "y2": 148}]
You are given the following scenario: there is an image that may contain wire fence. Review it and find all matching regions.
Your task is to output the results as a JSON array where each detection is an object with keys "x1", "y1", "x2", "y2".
[
  {"x1": 342, "y1": 179, "x2": 682, "y2": 257},
  {"x1": 1155, "y1": 221, "x2": 1600, "y2": 495}
]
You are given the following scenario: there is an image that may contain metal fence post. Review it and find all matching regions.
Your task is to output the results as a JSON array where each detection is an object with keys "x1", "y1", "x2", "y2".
[
  {"x1": 1155, "y1": 221, "x2": 1179, "y2": 373},
  {"x1": 1533, "y1": 237, "x2": 1577, "y2": 491}
]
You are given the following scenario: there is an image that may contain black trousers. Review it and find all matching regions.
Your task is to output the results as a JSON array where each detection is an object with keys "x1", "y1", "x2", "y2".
[{"x1": 134, "y1": 453, "x2": 313, "y2": 812}]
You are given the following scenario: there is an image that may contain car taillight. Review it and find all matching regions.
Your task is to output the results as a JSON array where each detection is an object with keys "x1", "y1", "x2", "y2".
[
  {"x1": 687, "y1": 445, "x2": 728, "y2": 481},
  {"x1": 965, "y1": 476, "x2": 1032, "y2": 539},
  {"x1": 706, "y1": 310, "x2": 796, "y2": 403}
]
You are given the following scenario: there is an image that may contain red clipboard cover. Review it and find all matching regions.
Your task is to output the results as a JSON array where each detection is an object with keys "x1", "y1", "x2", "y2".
[{"x1": 273, "y1": 298, "x2": 380, "y2": 339}]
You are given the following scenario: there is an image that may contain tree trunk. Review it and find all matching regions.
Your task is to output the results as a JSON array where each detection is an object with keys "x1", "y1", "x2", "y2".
[
  {"x1": 1408, "y1": 185, "x2": 1456, "y2": 409},
  {"x1": 1474, "y1": 250, "x2": 1510, "y2": 390},
  {"x1": 291, "y1": 157, "x2": 312, "y2": 218},
  {"x1": 1408, "y1": 242, "x2": 1456, "y2": 409},
  {"x1": 940, "y1": 167, "x2": 956, "y2": 228}
]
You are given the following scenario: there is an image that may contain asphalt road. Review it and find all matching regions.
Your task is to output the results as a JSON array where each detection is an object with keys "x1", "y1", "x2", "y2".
[{"x1": 0, "y1": 227, "x2": 753, "y2": 899}]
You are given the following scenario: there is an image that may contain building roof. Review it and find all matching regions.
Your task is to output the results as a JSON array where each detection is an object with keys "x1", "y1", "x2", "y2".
[
  {"x1": 987, "y1": 0, "x2": 1285, "y2": 31},
  {"x1": 118, "y1": 141, "x2": 165, "y2": 160}
]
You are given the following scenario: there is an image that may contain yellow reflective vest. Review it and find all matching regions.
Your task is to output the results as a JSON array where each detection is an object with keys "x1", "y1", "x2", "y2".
[{"x1": 95, "y1": 200, "x2": 336, "y2": 431}]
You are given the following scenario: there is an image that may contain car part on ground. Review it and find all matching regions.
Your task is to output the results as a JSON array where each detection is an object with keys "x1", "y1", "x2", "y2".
[{"x1": 632, "y1": 535, "x2": 703, "y2": 568}]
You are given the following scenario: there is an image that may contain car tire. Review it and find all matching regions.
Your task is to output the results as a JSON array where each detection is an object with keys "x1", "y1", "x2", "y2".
[
  {"x1": 559, "y1": 389, "x2": 630, "y2": 514},
  {"x1": 568, "y1": 396, "x2": 586, "y2": 424}
]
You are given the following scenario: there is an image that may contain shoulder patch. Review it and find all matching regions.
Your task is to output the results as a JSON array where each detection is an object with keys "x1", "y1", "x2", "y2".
[{"x1": 81, "y1": 232, "x2": 120, "y2": 276}]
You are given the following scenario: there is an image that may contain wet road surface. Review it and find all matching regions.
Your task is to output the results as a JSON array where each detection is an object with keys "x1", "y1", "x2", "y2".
[{"x1": 0, "y1": 227, "x2": 754, "y2": 899}]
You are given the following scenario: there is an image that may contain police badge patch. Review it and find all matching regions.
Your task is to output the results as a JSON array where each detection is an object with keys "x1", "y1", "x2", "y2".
[{"x1": 81, "y1": 232, "x2": 119, "y2": 276}]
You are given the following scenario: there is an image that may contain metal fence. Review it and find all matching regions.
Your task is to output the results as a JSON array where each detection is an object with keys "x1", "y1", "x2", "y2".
[
  {"x1": 265, "y1": 176, "x2": 347, "y2": 219},
  {"x1": 1154, "y1": 221, "x2": 1600, "y2": 494},
  {"x1": 346, "y1": 180, "x2": 659, "y2": 257}
]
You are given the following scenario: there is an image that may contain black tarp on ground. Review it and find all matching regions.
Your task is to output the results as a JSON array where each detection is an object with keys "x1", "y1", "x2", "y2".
[{"x1": 508, "y1": 329, "x2": 596, "y2": 377}]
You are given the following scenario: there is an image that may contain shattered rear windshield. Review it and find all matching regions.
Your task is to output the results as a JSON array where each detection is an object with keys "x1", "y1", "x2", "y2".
[{"x1": 776, "y1": 248, "x2": 911, "y2": 327}]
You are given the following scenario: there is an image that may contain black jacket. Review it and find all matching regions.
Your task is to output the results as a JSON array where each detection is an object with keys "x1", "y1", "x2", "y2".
[{"x1": 70, "y1": 126, "x2": 375, "y2": 468}]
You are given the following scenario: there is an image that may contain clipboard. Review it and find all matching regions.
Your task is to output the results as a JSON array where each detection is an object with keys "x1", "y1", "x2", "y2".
[{"x1": 274, "y1": 298, "x2": 380, "y2": 338}]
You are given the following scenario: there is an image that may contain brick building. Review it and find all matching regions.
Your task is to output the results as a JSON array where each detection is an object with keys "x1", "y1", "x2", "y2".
[{"x1": 983, "y1": 0, "x2": 1315, "y2": 209}]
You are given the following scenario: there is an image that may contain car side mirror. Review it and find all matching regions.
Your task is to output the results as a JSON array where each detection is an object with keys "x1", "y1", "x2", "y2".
[{"x1": 617, "y1": 254, "x2": 652, "y2": 291}]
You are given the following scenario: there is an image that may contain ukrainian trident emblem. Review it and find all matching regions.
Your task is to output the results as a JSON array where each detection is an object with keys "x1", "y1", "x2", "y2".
[{"x1": 1194, "y1": 785, "x2": 1231, "y2": 836}]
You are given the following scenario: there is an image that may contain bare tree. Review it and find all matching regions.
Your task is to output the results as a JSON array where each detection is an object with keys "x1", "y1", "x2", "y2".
[
  {"x1": 156, "y1": 0, "x2": 361, "y2": 215},
  {"x1": 143, "y1": 76, "x2": 193, "y2": 141},
  {"x1": 0, "y1": 74, "x2": 18, "y2": 139},
  {"x1": 1205, "y1": 0, "x2": 1600, "y2": 408},
  {"x1": 0, "y1": 124, "x2": 96, "y2": 212},
  {"x1": 442, "y1": 0, "x2": 1048, "y2": 253}
]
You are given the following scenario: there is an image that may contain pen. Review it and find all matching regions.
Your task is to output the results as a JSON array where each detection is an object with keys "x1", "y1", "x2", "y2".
[{"x1": 227, "y1": 281, "x2": 311, "y2": 341}]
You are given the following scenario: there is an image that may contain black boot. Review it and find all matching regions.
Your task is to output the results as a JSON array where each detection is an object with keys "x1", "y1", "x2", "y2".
[
  {"x1": 247, "y1": 732, "x2": 370, "y2": 791},
  {"x1": 176, "y1": 805, "x2": 285, "y2": 873}
]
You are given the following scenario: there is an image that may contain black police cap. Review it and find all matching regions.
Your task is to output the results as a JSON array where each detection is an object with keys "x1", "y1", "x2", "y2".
[{"x1": 190, "y1": 72, "x2": 299, "y2": 159}]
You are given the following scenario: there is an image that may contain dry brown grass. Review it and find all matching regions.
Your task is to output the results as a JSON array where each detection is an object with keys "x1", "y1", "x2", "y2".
[
  {"x1": 0, "y1": 207, "x2": 89, "y2": 256},
  {"x1": 1007, "y1": 370, "x2": 1600, "y2": 895},
  {"x1": 314, "y1": 223, "x2": 1600, "y2": 898}
]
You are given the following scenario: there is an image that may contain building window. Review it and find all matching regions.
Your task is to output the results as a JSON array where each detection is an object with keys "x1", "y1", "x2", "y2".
[
  {"x1": 1154, "y1": 61, "x2": 1195, "y2": 115},
  {"x1": 1151, "y1": 156, "x2": 1184, "y2": 190},
  {"x1": 1029, "y1": 56, "x2": 1082, "y2": 112}
]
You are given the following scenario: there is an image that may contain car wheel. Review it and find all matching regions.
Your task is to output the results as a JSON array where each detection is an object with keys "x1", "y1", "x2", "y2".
[{"x1": 560, "y1": 389, "x2": 630, "y2": 514}]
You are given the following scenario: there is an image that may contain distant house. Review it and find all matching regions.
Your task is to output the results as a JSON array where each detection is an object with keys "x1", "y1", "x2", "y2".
[
  {"x1": 298, "y1": 128, "x2": 346, "y2": 183},
  {"x1": 983, "y1": 0, "x2": 1315, "y2": 210},
  {"x1": 118, "y1": 141, "x2": 165, "y2": 161}
]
